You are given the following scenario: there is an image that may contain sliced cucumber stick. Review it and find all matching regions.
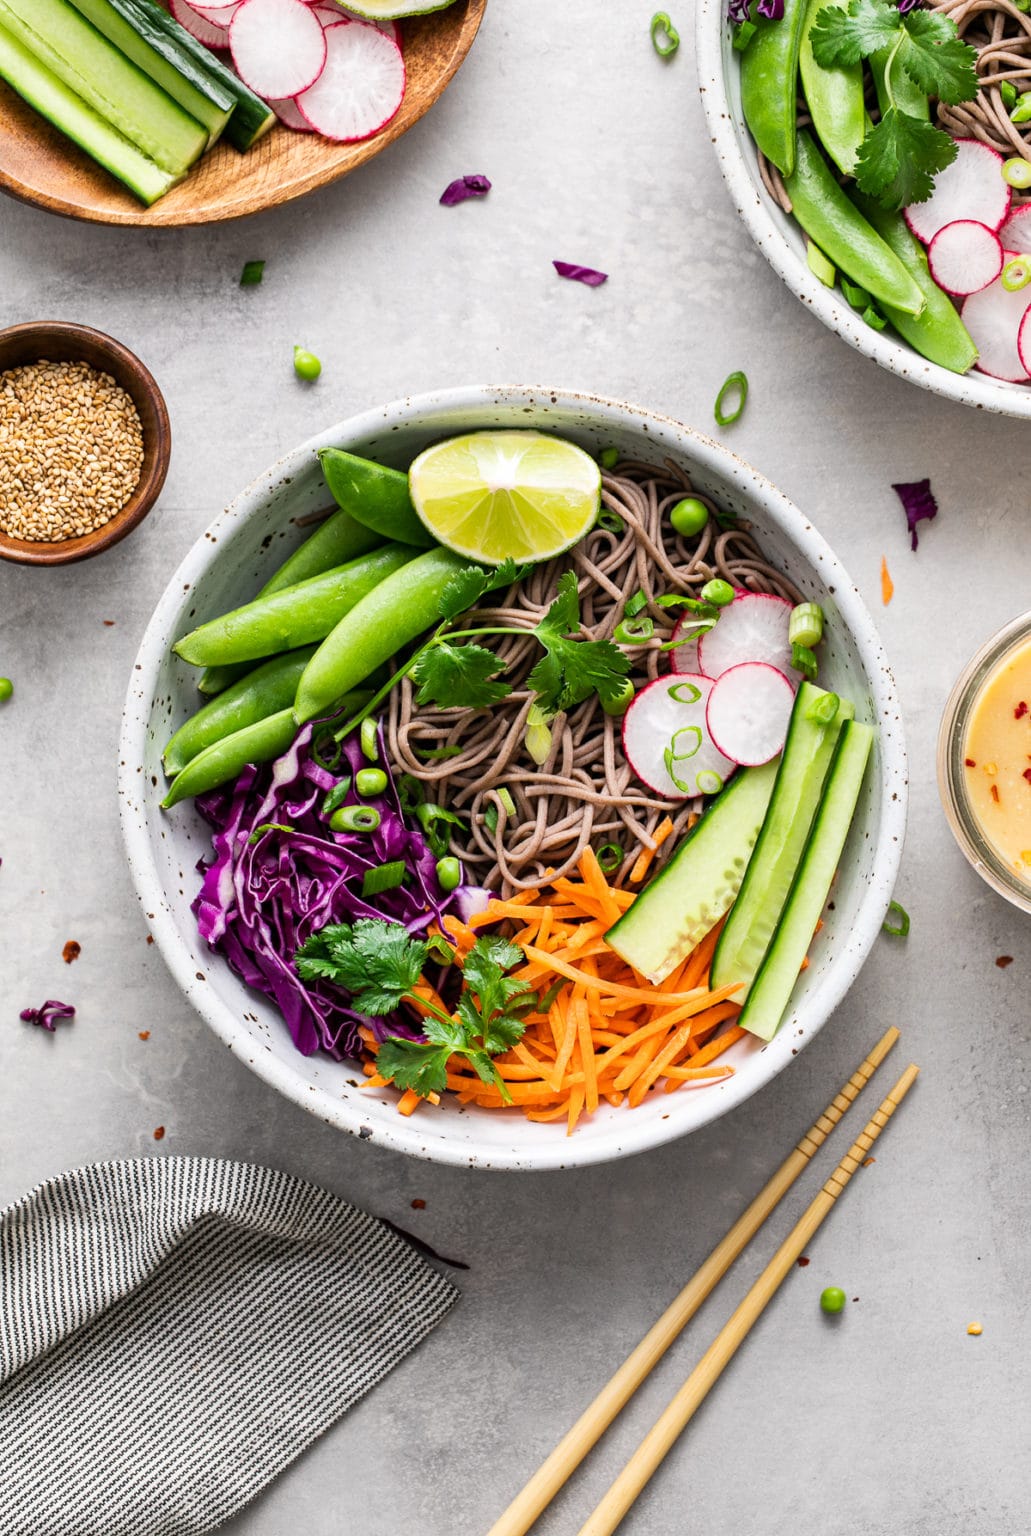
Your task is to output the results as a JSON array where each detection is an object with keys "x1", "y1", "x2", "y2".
[
  {"x1": 605, "y1": 760, "x2": 780, "y2": 986},
  {"x1": 738, "y1": 720, "x2": 874, "y2": 1042},
  {"x1": 712, "y1": 683, "x2": 853, "y2": 1003},
  {"x1": 0, "y1": 21, "x2": 177, "y2": 203}
]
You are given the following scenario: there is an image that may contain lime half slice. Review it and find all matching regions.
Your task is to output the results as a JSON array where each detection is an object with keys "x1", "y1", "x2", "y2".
[{"x1": 408, "y1": 430, "x2": 601, "y2": 565}]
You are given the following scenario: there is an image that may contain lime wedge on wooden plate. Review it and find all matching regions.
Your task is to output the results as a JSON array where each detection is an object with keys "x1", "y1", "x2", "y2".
[{"x1": 408, "y1": 430, "x2": 601, "y2": 565}]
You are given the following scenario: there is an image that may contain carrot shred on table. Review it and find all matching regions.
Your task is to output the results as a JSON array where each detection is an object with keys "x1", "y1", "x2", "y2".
[{"x1": 881, "y1": 555, "x2": 894, "y2": 606}]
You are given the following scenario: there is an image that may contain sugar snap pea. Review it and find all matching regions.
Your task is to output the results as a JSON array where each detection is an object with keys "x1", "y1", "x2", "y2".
[
  {"x1": 784, "y1": 131, "x2": 925, "y2": 316},
  {"x1": 198, "y1": 507, "x2": 385, "y2": 695},
  {"x1": 163, "y1": 646, "x2": 318, "y2": 776},
  {"x1": 800, "y1": 0, "x2": 865, "y2": 175},
  {"x1": 319, "y1": 448, "x2": 435, "y2": 548},
  {"x1": 174, "y1": 543, "x2": 417, "y2": 668},
  {"x1": 740, "y1": 0, "x2": 809, "y2": 176},
  {"x1": 294, "y1": 547, "x2": 469, "y2": 726}
]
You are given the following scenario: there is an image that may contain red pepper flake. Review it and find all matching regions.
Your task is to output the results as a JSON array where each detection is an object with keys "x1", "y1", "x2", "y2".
[
  {"x1": 138, "y1": 1030, "x2": 151, "y2": 1040},
  {"x1": 153, "y1": 1126, "x2": 165, "y2": 1141},
  {"x1": 965, "y1": 758, "x2": 976, "y2": 768},
  {"x1": 102, "y1": 619, "x2": 116, "y2": 627},
  {"x1": 796, "y1": 1255, "x2": 811, "y2": 1267},
  {"x1": 62, "y1": 939, "x2": 81, "y2": 964},
  {"x1": 996, "y1": 956, "x2": 1014, "y2": 969},
  {"x1": 411, "y1": 1198, "x2": 426, "y2": 1210},
  {"x1": 1023, "y1": 769, "x2": 1031, "y2": 785},
  {"x1": 145, "y1": 935, "x2": 154, "y2": 946},
  {"x1": 991, "y1": 784, "x2": 1001, "y2": 803},
  {"x1": 1016, "y1": 702, "x2": 1028, "y2": 720}
]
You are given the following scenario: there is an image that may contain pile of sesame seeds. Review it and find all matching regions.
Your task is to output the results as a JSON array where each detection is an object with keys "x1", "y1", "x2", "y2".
[{"x1": 0, "y1": 359, "x2": 144, "y2": 543}]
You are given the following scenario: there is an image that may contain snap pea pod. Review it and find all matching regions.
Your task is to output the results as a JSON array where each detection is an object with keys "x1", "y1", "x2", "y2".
[
  {"x1": 319, "y1": 448, "x2": 435, "y2": 548},
  {"x1": 294, "y1": 547, "x2": 469, "y2": 725},
  {"x1": 851, "y1": 193, "x2": 979, "y2": 373},
  {"x1": 174, "y1": 543, "x2": 417, "y2": 668},
  {"x1": 161, "y1": 690, "x2": 372, "y2": 808},
  {"x1": 164, "y1": 646, "x2": 317, "y2": 776},
  {"x1": 740, "y1": 0, "x2": 809, "y2": 176},
  {"x1": 799, "y1": 0, "x2": 865, "y2": 175},
  {"x1": 198, "y1": 507, "x2": 385, "y2": 695},
  {"x1": 784, "y1": 131, "x2": 925, "y2": 316}
]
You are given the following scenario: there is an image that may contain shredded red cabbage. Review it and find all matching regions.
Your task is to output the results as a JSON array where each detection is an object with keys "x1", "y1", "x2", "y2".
[
  {"x1": 20, "y1": 999, "x2": 75, "y2": 1031},
  {"x1": 553, "y1": 260, "x2": 609, "y2": 287},
  {"x1": 192, "y1": 721, "x2": 490, "y2": 1063},
  {"x1": 440, "y1": 174, "x2": 491, "y2": 206},
  {"x1": 756, "y1": 0, "x2": 784, "y2": 16},
  {"x1": 728, "y1": 0, "x2": 752, "y2": 20},
  {"x1": 891, "y1": 478, "x2": 938, "y2": 550}
]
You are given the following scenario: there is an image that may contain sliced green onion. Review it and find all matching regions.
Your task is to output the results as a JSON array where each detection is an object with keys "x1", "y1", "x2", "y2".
[
  {"x1": 882, "y1": 900, "x2": 910, "y2": 937},
  {"x1": 668, "y1": 680, "x2": 702, "y2": 704},
  {"x1": 806, "y1": 691, "x2": 840, "y2": 725},
  {"x1": 484, "y1": 803, "x2": 499, "y2": 835},
  {"x1": 356, "y1": 767, "x2": 388, "y2": 797},
  {"x1": 789, "y1": 601, "x2": 824, "y2": 648},
  {"x1": 806, "y1": 240, "x2": 836, "y2": 288},
  {"x1": 660, "y1": 619, "x2": 716, "y2": 651},
  {"x1": 624, "y1": 589, "x2": 648, "y2": 619},
  {"x1": 602, "y1": 678, "x2": 635, "y2": 717},
  {"x1": 247, "y1": 821, "x2": 294, "y2": 844},
  {"x1": 732, "y1": 18, "x2": 757, "y2": 49},
  {"x1": 426, "y1": 931, "x2": 456, "y2": 963},
  {"x1": 791, "y1": 642, "x2": 818, "y2": 682},
  {"x1": 714, "y1": 370, "x2": 748, "y2": 427},
  {"x1": 1003, "y1": 156, "x2": 1031, "y2": 189},
  {"x1": 596, "y1": 842, "x2": 624, "y2": 874},
  {"x1": 614, "y1": 615, "x2": 655, "y2": 644},
  {"x1": 657, "y1": 592, "x2": 716, "y2": 614},
  {"x1": 1011, "y1": 90, "x2": 1031, "y2": 121},
  {"x1": 699, "y1": 578, "x2": 734, "y2": 607},
  {"x1": 537, "y1": 977, "x2": 565, "y2": 1012},
  {"x1": 435, "y1": 856, "x2": 462, "y2": 892},
  {"x1": 1002, "y1": 256, "x2": 1031, "y2": 292},
  {"x1": 396, "y1": 773, "x2": 424, "y2": 813},
  {"x1": 650, "y1": 10, "x2": 680, "y2": 56},
  {"x1": 416, "y1": 744, "x2": 462, "y2": 761},
  {"x1": 498, "y1": 787, "x2": 516, "y2": 817},
  {"x1": 330, "y1": 805, "x2": 381, "y2": 833},
  {"x1": 599, "y1": 446, "x2": 620, "y2": 470},
  {"x1": 240, "y1": 259, "x2": 265, "y2": 286},
  {"x1": 360, "y1": 717, "x2": 379, "y2": 761},
  {"x1": 696, "y1": 769, "x2": 724, "y2": 795},
  {"x1": 311, "y1": 731, "x2": 344, "y2": 771},
  {"x1": 415, "y1": 802, "x2": 463, "y2": 856},
  {"x1": 841, "y1": 277, "x2": 871, "y2": 309},
  {"x1": 1001, "y1": 80, "x2": 1019, "y2": 111},
  {"x1": 525, "y1": 703, "x2": 553, "y2": 766},
  {"x1": 320, "y1": 776, "x2": 353, "y2": 817},
  {"x1": 596, "y1": 509, "x2": 625, "y2": 533},
  {"x1": 361, "y1": 860, "x2": 406, "y2": 898},
  {"x1": 862, "y1": 305, "x2": 887, "y2": 332}
]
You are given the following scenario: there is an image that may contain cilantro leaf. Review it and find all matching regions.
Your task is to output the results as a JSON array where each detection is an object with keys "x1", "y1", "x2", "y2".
[
  {"x1": 810, "y1": 0, "x2": 899, "y2": 67},
  {"x1": 527, "y1": 572, "x2": 631, "y2": 716},
  {"x1": 438, "y1": 557, "x2": 523, "y2": 622},
  {"x1": 898, "y1": 15, "x2": 977, "y2": 105},
  {"x1": 411, "y1": 641, "x2": 512, "y2": 710},
  {"x1": 854, "y1": 109, "x2": 958, "y2": 210},
  {"x1": 295, "y1": 919, "x2": 428, "y2": 1013},
  {"x1": 375, "y1": 1038, "x2": 451, "y2": 1097}
]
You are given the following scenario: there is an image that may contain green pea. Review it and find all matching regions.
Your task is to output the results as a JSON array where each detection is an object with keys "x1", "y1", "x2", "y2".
[
  {"x1": 669, "y1": 497, "x2": 709, "y2": 537},
  {"x1": 820, "y1": 1286, "x2": 847, "y2": 1315},
  {"x1": 699, "y1": 578, "x2": 734, "y2": 607},
  {"x1": 436, "y1": 856, "x2": 462, "y2": 892},
  {"x1": 293, "y1": 346, "x2": 322, "y2": 381},
  {"x1": 0, "y1": 677, "x2": 12, "y2": 702},
  {"x1": 356, "y1": 767, "x2": 387, "y2": 797},
  {"x1": 330, "y1": 805, "x2": 381, "y2": 833},
  {"x1": 602, "y1": 678, "x2": 636, "y2": 717}
]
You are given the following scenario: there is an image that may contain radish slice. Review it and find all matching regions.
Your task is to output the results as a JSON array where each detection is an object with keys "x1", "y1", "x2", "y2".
[
  {"x1": 169, "y1": 0, "x2": 233, "y2": 41},
  {"x1": 269, "y1": 95, "x2": 316, "y2": 131},
  {"x1": 296, "y1": 19, "x2": 404, "y2": 142},
  {"x1": 998, "y1": 203, "x2": 1031, "y2": 254},
  {"x1": 668, "y1": 614, "x2": 703, "y2": 678},
  {"x1": 230, "y1": 0, "x2": 328, "y2": 100},
  {"x1": 697, "y1": 591, "x2": 797, "y2": 684},
  {"x1": 962, "y1": 264, "x2": 1031, "y2": 382},
  {"x1": 706, "y1": 662, "x2": 795, "y2": 768},
  {"x1": 1016, "y1": 304, "x2": 1031, "y2": 378},
  {"x1": 928, "y1": 219, "x2": 1003, "y2": 296},
  {"x1": 622, "y1": 675, "x2": 735, "y2": 800},
  {"x1": 187, "y1": 0, "x2": 238, "y2": 17},
  {"x1": 904, "y1": 140, "x2": 1011, "y2": 245}
]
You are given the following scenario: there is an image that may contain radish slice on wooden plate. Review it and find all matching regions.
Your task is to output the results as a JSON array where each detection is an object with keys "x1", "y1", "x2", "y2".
[
  {"x1": 622, "y1": 675, "x2": 735, "y2": 800},
  {"x1": 962, "y1": 263, "x2": 1031, "y2": 382},
  {"x1": 668, "y1": 614, "x2": 703, "y2": 678},
  {"x1": 269, "y1": 95, "x2": 316, "y2": 131},
  {"x1": 231, "y1": 0, "x2": 328, "y2": 100},
  {"x1": 928, "y1": 219, "x2": 1003, "y2": 296},
  {"x1": 296, "y1": 19, "x2": 404, "y2": 141},
  {"x1": 170, "y1": 0, "x2": 234, "y2": 40},
  {"x1": 998, "y1": 203, "x2": 1031, "y2": 254},
  {"x1": 904, "y1": 140, "x2": 1011, "y2": 245},
  {"x1": 697, "y1": 591, "x2": 797, "y2": 684},
  {"x1": 706, "y1": 662, "x2": 795, "y2": 767},
  {"x1": 188, "y1": 0, "x2": 239, "y2": 17}
]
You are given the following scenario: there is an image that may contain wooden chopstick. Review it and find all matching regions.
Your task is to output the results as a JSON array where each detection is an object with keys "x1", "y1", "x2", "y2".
[
  {"x1": 577, "y1": 1061, "x2": 920, "y2": 1536},
  {"x1": 485, "y1": 1026, "x2": 900, "y2": 1536}
]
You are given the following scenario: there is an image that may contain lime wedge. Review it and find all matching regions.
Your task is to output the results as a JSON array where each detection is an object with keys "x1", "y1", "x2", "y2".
[{"x1": 408, "y1": 431, "x2": 601, "y2": 566}]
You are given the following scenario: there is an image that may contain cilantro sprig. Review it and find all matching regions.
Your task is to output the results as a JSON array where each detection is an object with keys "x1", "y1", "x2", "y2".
[
  {"x1": 811, "y1": 0, "x2": 977, "y2": 210},
  {"x1": 295, "y1": 918, "x2": 536, "y2": 1100}
]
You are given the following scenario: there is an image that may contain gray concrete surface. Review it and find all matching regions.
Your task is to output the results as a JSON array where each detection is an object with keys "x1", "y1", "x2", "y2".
[{"x1": 2, "y1": 4, "x2": 1030, "y2": 1532}]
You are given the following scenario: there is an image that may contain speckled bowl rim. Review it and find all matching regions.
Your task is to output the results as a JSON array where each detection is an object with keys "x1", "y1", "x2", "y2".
[
  {"x1": 695, "y1": 0, "x2": 1031, "y2": 420},
  {"x1": 119, "y1": 385, "x2": 907, "y2": 1171}
]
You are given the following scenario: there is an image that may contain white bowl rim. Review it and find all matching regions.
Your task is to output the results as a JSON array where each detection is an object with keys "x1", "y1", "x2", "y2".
[
  {"x1": 119, "y1": 383, "x2": 908, "y2": 1171},
  {"x1": 694, "y1": 0, "x2": 1031, "y2": 420}
]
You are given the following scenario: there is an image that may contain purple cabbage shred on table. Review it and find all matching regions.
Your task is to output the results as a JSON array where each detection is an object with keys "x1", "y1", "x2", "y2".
[
  {"x1": 553, "y1": 261, "x2": 608, "y2": 287},
  {"x1": 192, "y1": 721, "x2": 490, "y2": 1064},
  {"x1": 20, "y1": 1000, "x2": 75, "y2": 1031},
  {"x1": 439, "y1": 174, "x2": 492, "y2": 207},
  {"x1": 891, "y1": 478, "x2": 938, "y2": 550}
]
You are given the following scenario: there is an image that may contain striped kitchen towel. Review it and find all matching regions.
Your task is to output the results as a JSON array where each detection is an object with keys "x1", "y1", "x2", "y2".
[{"x1": 0, "y1": 1158, "x2": 459, "y2": 1536}]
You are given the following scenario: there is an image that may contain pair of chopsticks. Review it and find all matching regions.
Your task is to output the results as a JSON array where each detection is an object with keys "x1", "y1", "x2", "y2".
[{"x1": 487, "y1": 1027, "x2": 917, "y2": 1536}]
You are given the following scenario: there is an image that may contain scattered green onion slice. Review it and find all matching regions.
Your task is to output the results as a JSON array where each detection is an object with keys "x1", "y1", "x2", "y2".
[
  {"x1": 791, "y1": 642, "x2": 819, "y2": 683},
  {"x1": 311, "y1": 731, "x2": 344, "y2": 772},
  {"x1": 714, "y1": 370, "x2": 748, "y2": 427},
  {"x1": 247, "y1": 821, "x2": 294, "y2": 844},
  {"x1": 538, "y1": 977, "x2": 565, "y2": 1012},
  {"x1": 525, "y1": 704, "x2": 553, "y2": 766},
  {"x1": 696, "y1": 769, "x2": 724, "y2": 795},
  {"x1": 841, "y1": 277, "x2": 872, "y2": 309},
  {"x1": 435, "y1": 855, "x2": 462, "y2": 892},
  {"x1": 417, "y1": 744, "x2": 462, "y2": 761},
  {"x1": 356, "y1": 767, "x2": 388, "y2": 797},
  {"x1": 361, "y1": 860, "x2": 406, "y2": 898},
  {"x1": 806, "y1": 691, "x2": 839, "y2": 725},
  {"x1": 397, "y1": 773, "x2": 424, "y2": 812},
  {"x1": 789, "y1": 601, "x2": 824, "y2": 648},
  {"x1": 650, "y1": 10, "x2": 680, "y2": 56},
  {"x1": 1011, "y1": 90, "x2": 1031, "y2": 121},
  {"x1": 732, "y1": 18, "x2": 757, "y2": 49},
  {"x1": 806, "y1": 240, "x2": 836, "y2": 288},
  {"x1": 0, "y1": 677, "x2": 12, "y2": 702},
  {"x1": 330, "y1": 805, "x2": 381, "y2": 833},
  {"x1": 602, "y1": 678, "x2": 635, "y2": 717},
  {"x1": 599, "y1": 446, "x2": 620, "y2": 469},
  {"x1": 484, "y1": 803, "x2": 499, "y2": 835},
  {"x1": 1002, "y1": 80, "x2": 1019, "y2": 111},
  {"x1": 862, "y1": 305, "x2": 887, "y2": 331},
  {"x1": 320, "y1": 776, "x2": 353, "y2": 817},
  {"x1": 498, "y1": 787, "x2": 516, "y2": 817},
  {"x1": 596, "y1": 842, "x2": 624, "y2": 874},
  {"x1": 882, "y1": 900, "x2": 910, "y2": 937},
  {"x1": 668, "y1": 680, "x2": 702, "y2": 705},
  {"x1": 1002, "y1": 256, "x2": 1031, "y2": 292},
  {"x1": 699, "y1": 577, "x2": 734, "y2": 607},
  {"x1": 360, "y1": 717, "x2": 379, "y2": 761},
  {"x1": 624, "y1": 589, "x2": 648, "y2": 619},
  {"x1": 240, "y1": 259, "x2": 265, "y2": 287},
  {"x1": 614, "y1": 615, "x2": 655, "y2": 643},
  {"x1": 669, "y1": 496, "x2": 709, "y2": 538},
  {"x1": 1003, "y1": 157, "x2": 1031, "y2": 189},
  {"x1": 293, "y1": 345, "x2": 322, "y2": 381},
  {"x1": 597, "y1": 509, "x2": 625, "y2": 533}
]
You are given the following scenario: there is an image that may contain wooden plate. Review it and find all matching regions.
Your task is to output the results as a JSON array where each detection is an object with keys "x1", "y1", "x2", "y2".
[{"x1": 0, "y1": 0, "x2": 486, "y2": 227}]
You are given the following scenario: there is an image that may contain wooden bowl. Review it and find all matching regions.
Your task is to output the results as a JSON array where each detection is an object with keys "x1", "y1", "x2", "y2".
[
  {"x1": 0, "y1": 2, "x2": 487, "y2": 228},
  {"x1": 0, "y1": 321, "x2": 171, "y2": 566}
]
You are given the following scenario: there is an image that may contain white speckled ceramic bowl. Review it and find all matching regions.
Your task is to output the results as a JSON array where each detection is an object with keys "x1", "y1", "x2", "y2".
[
  {"x1": 119, "y1": 386, "x2": 907, "y2": 1171},
  {"x1": 695, "y1": 0, "x2": 1031, "y2": 418}
]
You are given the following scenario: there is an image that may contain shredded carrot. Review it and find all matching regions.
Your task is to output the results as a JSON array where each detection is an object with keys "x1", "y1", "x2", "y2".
[
  {"x1": 628, "y1": 815, "x2": 674, "y2": 884},
  {"x1": 881, "y1": 555, "x2": 894, "y2": 606}
]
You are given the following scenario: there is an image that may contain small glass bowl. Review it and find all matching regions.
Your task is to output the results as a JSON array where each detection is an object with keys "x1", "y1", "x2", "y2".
[{"x1": 938, "y1": 609, "x2": 1031, "y2": 914}]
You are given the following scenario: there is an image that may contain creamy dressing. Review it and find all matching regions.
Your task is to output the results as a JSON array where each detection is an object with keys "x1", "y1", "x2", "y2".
[{"x1": 963, "y1": 636, "x2": 1031, "y2": 883}]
